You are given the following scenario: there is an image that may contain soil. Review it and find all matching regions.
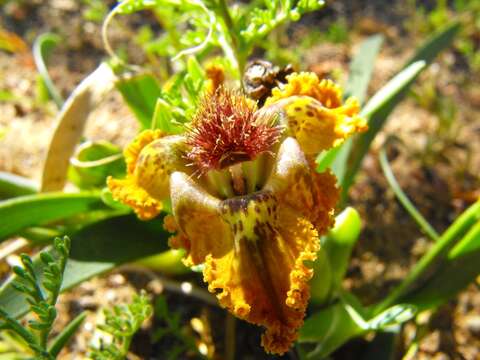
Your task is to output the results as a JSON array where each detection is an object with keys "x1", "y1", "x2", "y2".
[{"x1": 0, "y1": 1, "x2": 479, "y2": 359}]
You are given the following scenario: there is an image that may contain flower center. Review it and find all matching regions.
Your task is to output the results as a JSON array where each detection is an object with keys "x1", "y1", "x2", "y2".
[{"x1": 186, "y1": 87, "x2": 283, "y2": 198}]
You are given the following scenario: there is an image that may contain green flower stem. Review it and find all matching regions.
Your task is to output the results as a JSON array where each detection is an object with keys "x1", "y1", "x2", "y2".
[
  {"x1": 215, "y1": 0, "x2": 246, "y2": 79},
  {"x1": 374, "y1": 200, "x2": 480, "y2": 313},
  {"x1": 379, "y1": 147, "x2": 440, "y2": 242}
]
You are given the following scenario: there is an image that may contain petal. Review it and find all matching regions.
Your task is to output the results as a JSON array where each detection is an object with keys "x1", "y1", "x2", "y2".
[
  {"x1": 134, "y1": 135, "x2": 189, "y2": 199},
  {"x1": 204, "y1": 192, "x2": 319, "y2": 354},
  {"x1": 264, "y1": 72, "x2": 343, "y2": 108},
  {"x1": 265, "y1": 137, "x2": 339, "y2": 234},
  {"x1": 107, "y1": 176, "x2": 162, "y2": 220},
  {"x1": 267, "y1": 95, "x2": 367, "y2": 154},
  {"x1": 170, "y1": 172, "x2": 233, "y2": 266},
  {"x1": 107, "y1": 131, "x2": 188, "y2": 220}
]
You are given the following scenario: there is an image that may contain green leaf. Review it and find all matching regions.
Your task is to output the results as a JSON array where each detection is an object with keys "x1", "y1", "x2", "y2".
[
  {"x1": 0, "y1": 214, "x2": 170, "y2": 319},
  {"x1": 0, "y1": 192, "x2": 105, "y2": 242},
  {"x1": 68, "y1": 141, "x2": 125, "y2": 189},
  {"x1": 0, "y1": 172, "x2": 38, "y2": 199},
  {"x1": 379, "y1": 147, "x2": 440, "y2": 242},
  {"x1": 374, "y1": 201, "x2": 480, "y2": 313},
  {"x1": 33, "y1": 33, "x2": 63, "y2": 108},
  {"x1": 318, "y1": 34, "x2": 383, "y2": 178},
  {"x1": 405, "y1": 22, "x2": 461, "y2": 67},
  {"x1": 48, "y1": 311, "x2": 87, "y2": 357},
  {"x1": 401, "y1": 220, "x2": 480, "y2": 311},
  {"x1": 344, "y1": 34, "x2": 384, "y2": 103},
  {"x1": 151, "y1": 99, "x2": 184, "y2": 134},
  {"x1": 322, "y1": 207, "x2": 362, "y2": 294},
  {"x1": 340, "y1": 61, "x2": 426, "y2": 199},
  {"x1": 299, "y1": 301, "x2": 363, "y2": 358},
  {"x1": 116, "y1": 74, "x2": 162, "y2": 129},
  {"x1": 338, "y1": 22, "x2": 459, "y2": 201}
]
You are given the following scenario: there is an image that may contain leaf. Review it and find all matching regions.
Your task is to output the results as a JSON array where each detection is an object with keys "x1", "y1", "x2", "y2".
[
  {"x1": 400, "y1": 221, "x2": 480, "y2": 311},
  {"x1": 318, "y1": 34, "x2": 383, "y2": 177},
  {"x1": 0, "y1": 192, "x2": 105, "y2": 242},
  {"x1": 0, "y1": 214, "x2": 170, "y2": 319},
  {"x1": 68, "y1": 141, "x2": 125, "y2": 189},
  {"x1": 299, "y1": 301, "x2": 363, "y2": 358},
  {"x1": 344, "y1": 34, "x2": 384, "y2": 103},
  {"x1": 338, "y1": 22, "x2": 459, "y2": 200},
  {"x1": 116, "y1": 73, "x2": 162, "y2": 129},
  {"x1": 0, "y1": 172, "x2": 38, "y2": 199},
  {"x1": 367, "y1": 304, "x2": 416, "y2": 330},
  {"x1": 32, "y1": 33, "x2": 63, "y2": 108},
  {"x1": 339, "y1": 61, "x2": 426, "y2": 199},
  {"x1": 41, "y1": 63, "x2": 116, "y2": 192},
  {"x1": 405, "y1": 22, "x2": 460, "y2": 67},
  {"x1": 48, "y1": 311, "x2": 87, "y2": 357},
  {"x1": 321, "y1": 207, "x2": 362, "y2": 294}
]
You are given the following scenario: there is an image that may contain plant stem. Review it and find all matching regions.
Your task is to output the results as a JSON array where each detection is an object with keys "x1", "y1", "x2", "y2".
[
  {"x1": 374, "y1": 200, "x2": 480, "y2": 313},
  {"x1": 225, "y1": 313, "x2": 236, "y2": 360},
  {"x1": 216, "y1": 0, "x2": 246, "y2": 79},
  {"x1": 379, "y1": 148, "x2": 440, "y2": 242}
]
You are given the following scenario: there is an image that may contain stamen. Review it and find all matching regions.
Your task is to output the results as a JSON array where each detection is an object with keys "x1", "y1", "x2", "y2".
[{"x1": 186, "y1": 87, "x2": 283, "y2": 173}]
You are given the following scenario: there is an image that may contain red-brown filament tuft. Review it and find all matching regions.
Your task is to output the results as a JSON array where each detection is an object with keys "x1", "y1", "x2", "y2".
[{"x1": 186, "y1": 87, "x2": 282, "y2": 173}]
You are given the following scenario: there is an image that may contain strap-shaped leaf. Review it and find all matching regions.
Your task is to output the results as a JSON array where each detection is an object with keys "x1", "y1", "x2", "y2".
[
  {"x1": 41, "y1": 63, "x2": 116, "y2": 192},
  {"x1": 0, "y1": 192, "x2": 105, "y2": 242},
  {"x1": 0, "y1": 214, "x2": 169, "y2": 319}
]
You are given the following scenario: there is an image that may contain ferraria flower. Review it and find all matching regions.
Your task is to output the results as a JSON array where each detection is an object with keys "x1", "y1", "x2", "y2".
[{"x1": 107, "y1": 72, "x2": 367, "y2": 354}]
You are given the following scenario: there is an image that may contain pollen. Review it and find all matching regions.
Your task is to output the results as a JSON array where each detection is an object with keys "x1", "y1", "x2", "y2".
[{"x1": 186, "y1": 87, "x2": 283, "y2": 173}]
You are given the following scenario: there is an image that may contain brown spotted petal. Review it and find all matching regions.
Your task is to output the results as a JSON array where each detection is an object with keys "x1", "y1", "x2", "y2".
[
  {"x1": 170, "y1": 172, "x2": 233, "y2": 266},
  {"x1": 265, "y1": 137, "x2": 339, "y2": 234},
  {"x1": 107, "y1": 131, "x2": 189, "y2": 220},
  {"x1": 204, "y1": 192, "x2": 319, "y2": 355}
]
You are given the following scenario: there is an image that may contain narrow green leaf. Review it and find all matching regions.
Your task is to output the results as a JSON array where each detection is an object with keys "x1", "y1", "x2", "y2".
[
  {"x1": 340, "y1": 61, "x2": 426, "y2": 200},
  {"x1": 374, "y1": 201, "x2": 480, "y2": 313},
  {"x1": 48, "y1": 311, "x2": 87, "y2": 357},
  {"x1": 0, "y1": 214, "x2": 170, "y2": 319},
  {"x1": 116, "y1": 74, "x2": 162, "y2": 129},
  {"x1": 344, "y1": 34, "x2": 384, "y2": 103},
  {"x1": 322, "y1": 34, "x2": 383, "y2": 179},
  {"x1": 0, "y1": 172, "x2": 38, "y2": 199},
  {"x1": 338, "y1": 22, "x2": 459, "y2": 201},
  {"x1": 405, "y1": 22, "x2": 461, "y2": 67},
  {"x1": 400, "y1": 220, "x2": 480, "y2": 311},
  {"x1": 33, "y1": 33, "x2": 63, "y2": 108},
  {"x1": 0, "y1": 192, "x2": 105, "y2": 242},
  {"x1": 379, "y1": 147, "x2": 440, "y2": 242}
]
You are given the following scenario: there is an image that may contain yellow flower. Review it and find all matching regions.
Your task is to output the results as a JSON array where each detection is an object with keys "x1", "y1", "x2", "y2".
[{"x1": 107, "y1": 73, "x2": 366, "y2": 354}]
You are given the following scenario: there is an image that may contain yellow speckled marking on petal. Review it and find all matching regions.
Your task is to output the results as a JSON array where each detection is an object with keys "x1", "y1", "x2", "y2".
[
  {"x1": 265, "y1": 72, "x2": 343, "y2": 108},
  {"x1": 272, "y1": 96, "x2": 367, "y2": 154},
  {"x1": 107, "y1": 130, "x2": 188, "y2": 220}
]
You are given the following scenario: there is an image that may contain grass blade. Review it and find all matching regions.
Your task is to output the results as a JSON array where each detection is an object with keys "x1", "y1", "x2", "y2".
[
  {"x1": 379, "y1": 147, "x2": 440, "y2": 242},
  {"x1": 33, "y1": 33, "x2": 63, "y2": 108}
]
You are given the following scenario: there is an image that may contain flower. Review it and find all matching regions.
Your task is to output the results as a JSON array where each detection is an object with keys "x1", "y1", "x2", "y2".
[{"x1": 107, "y1": 71, "x2": 366, "y2": 354}]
